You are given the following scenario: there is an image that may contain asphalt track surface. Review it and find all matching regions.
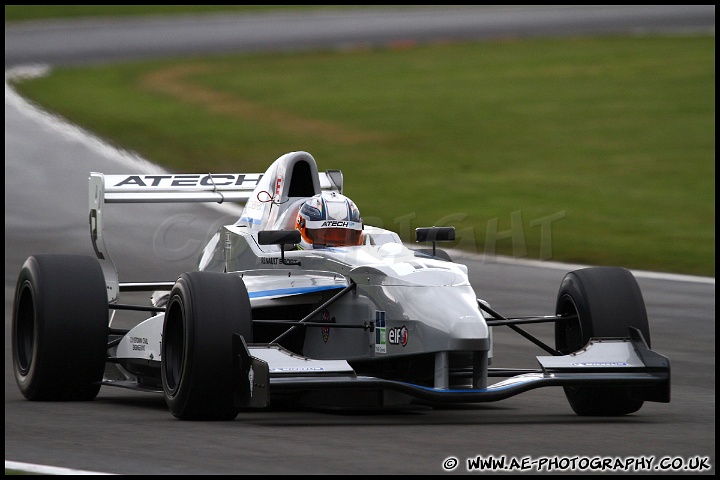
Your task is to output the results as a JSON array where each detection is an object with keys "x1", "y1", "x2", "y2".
[{"x1": 5, "y1": 6, "x2": 715, "y2": 475}]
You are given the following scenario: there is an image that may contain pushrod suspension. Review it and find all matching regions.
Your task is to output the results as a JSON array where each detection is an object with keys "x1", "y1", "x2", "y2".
[
  {"x1": 485, "y1": 314, "x2": 575, "y2": 327},
  {"x1": 270, "y1": 281, "x2": 357, "y2": 344},
  {"x1": 254, "y1": 320, "x2": 373, "y2": 331},
  {"x1": 477, "y1": 300, "x2": 563, "y2": 356}
]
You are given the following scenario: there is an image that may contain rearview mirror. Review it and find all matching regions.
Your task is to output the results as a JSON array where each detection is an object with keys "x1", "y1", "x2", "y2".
[
  {"x1": 257, "y1": 230, "x2": 301, "y2": 266},
  {"x1": 258, "y1": 230, "x2": 301, "y2": 246},
  {"x1": 415, "y1": 227, "x2": 455, "y2": 243}
]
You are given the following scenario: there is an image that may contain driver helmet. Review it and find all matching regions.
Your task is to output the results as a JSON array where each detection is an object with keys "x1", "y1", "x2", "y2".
[{"x1": 295, "y1": 191, "x2": 363, "y2": 248}]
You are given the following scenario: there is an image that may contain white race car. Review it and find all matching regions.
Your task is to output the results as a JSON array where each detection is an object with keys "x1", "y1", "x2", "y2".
[{"x1": 12, "y1": 151, "x2": 670, "y2": 420}]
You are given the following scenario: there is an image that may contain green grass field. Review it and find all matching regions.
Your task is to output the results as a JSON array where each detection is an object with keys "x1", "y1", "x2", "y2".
[{"x1": 7, "y1": 10, "x2": 715, "y2": 277}]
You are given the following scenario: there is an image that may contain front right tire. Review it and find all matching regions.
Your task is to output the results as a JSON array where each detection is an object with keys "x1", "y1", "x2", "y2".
[
  {"x1": 555, "y1": 267, "x2": 651, "y2": 416},
  {"x1": 12, "y1": 254, "x2": 109, "y2": 401}
]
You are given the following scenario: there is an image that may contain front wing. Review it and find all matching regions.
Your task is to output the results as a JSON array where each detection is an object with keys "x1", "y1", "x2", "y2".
[
  {"x1": 103, "y1": 328, "x2": 669, "y2": 408},
  {"x1": 236, "y1": 328, "x2": 670, "y2": 408}
]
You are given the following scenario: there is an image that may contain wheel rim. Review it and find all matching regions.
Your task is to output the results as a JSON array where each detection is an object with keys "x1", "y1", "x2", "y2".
[
  {"x1": 15, "y1": 281, "x2": 35, "y2": 375},
  {"x1": 163, "y1": 296, "x2": 186, "y2": 395},
  {"x1": 556, "y1": 294, "x2": 584, "y2": 355}
]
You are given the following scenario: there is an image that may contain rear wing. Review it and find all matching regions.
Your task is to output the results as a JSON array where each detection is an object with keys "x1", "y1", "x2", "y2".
[
  {"x1": 89, "y1": 172, "x2": 265, "y2": 302},
  {"x1": 95, "y1": 173, "x2": 263, "y2": 204},
  {"x1": 89, "y1": 171, "x2": 342, "y2": 302}
]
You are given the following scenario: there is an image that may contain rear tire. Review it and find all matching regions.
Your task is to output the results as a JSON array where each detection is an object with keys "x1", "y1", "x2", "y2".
[
  {"x1": 555, "y1": 267, "x2": 650, "y2": 416},
  {"x1": 162, "y1": 272, "x2": 253, "y2": 420},
  {"x1": 12, "y1": 255, "x2": 109, "y2": 401}
]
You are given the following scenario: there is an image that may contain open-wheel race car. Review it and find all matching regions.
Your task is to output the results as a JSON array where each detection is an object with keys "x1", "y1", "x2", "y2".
[{"x1": 12, "y1": 151, "x2": 670, "y2": 420}]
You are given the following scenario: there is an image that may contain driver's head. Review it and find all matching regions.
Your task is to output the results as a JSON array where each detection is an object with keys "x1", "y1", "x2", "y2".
[{"x1": 295, "y1": 191, "x2": 362, "y2": 248}]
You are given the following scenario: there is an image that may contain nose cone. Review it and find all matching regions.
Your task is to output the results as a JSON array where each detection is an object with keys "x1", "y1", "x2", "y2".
[{"x1": 350, "y1": 246, "x2": 470, "y2": 288}]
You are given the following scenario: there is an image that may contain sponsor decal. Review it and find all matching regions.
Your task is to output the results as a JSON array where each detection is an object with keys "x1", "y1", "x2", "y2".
[
  {"x1": 388, "y1": 326, "x2": 409, "y2": 347},
  {"x1": 245, "y1": 200, "x2": 263, "y2": 212},
  {"x1": 571, "y1": 362, "x2": 629, "y2": 367},
  {"x1": 261, "y1": 257, "x2": 279, "y2": 265},
  {"x1": 130, "y1": 336, "x2": 148, "y2": 352},
  {"x1": 375, "y1": 311, "x2": 386, "y2": 354},
  {"x1": 113, "y1": 174, "x2": 262, "y2": 188},
  {"x1": 321, "y1": 221, "x2": 349, "y2": 228},
  {"x1": 320, "y1": 309, "x2": 335, "y2": 344},
  {"x1": 305, "y1": 219, "x2": 362, "y2": 230},
  {"x1": 275, "y1": 175, "x2": 283, "y2": 196},
  {"x1": 272, "y1": 367, "x2": 327, "y2": 372}
]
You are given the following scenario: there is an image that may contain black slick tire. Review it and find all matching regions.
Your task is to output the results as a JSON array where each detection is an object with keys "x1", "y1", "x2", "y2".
[
  {"x1": 12, "y1": 254, "x2": 109, "y2": 401},
  {"x1": 555, "y1": 267, "x2": 650, "y2": 416},
  {"x1": 162, "y1": 272, "x2": 253, "y2": 420}
]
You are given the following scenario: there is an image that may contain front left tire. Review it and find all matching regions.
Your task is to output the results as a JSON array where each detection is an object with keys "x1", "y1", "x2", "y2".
[{"x1": 162, "y1": 271, "x2": 253, "y2": 420}]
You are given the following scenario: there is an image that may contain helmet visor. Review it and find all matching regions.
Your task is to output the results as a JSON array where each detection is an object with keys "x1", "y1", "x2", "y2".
[{"x1": 305, "y1": 227, "x2": 362, "y2": 247}]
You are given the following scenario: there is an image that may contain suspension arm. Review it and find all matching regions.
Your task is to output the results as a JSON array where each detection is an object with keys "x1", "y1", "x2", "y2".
[{"x1": 477, "y1": 300, "x2": 563, "y2": 356}]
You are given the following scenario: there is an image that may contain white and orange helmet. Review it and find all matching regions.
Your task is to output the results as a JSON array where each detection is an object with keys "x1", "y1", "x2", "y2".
[{"x1": 295, "y1": 191, "x2": 363, "y2": 248}]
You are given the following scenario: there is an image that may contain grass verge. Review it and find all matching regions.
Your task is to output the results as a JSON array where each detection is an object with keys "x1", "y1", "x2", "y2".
[{"x1": 9, "y1": 35, "x2": 715, "y2": 276}]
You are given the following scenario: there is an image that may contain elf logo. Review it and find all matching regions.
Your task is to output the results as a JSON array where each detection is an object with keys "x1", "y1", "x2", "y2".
[{"x1": 388, "y1": 326, "x2": 408, "y2": 347}]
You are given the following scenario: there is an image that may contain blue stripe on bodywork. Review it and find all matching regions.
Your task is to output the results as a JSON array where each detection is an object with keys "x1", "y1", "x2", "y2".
[
  {"x1": 248, "y1": 284, "x2": 345, "y2": 298},
  {"x1": 239, "y1": 216, "x2": 262, "y2": 225}
]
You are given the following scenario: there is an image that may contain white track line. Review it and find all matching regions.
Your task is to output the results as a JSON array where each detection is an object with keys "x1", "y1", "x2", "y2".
[
  {"x1": 5, "y1": 64, "x2": 244, "y2": 218},
  {"x1": 5, "y1": 460, "x2": 116, "y2": 475},
  {"x1": 445, "y1": 248, "x2": 715, "y2": 285}
]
